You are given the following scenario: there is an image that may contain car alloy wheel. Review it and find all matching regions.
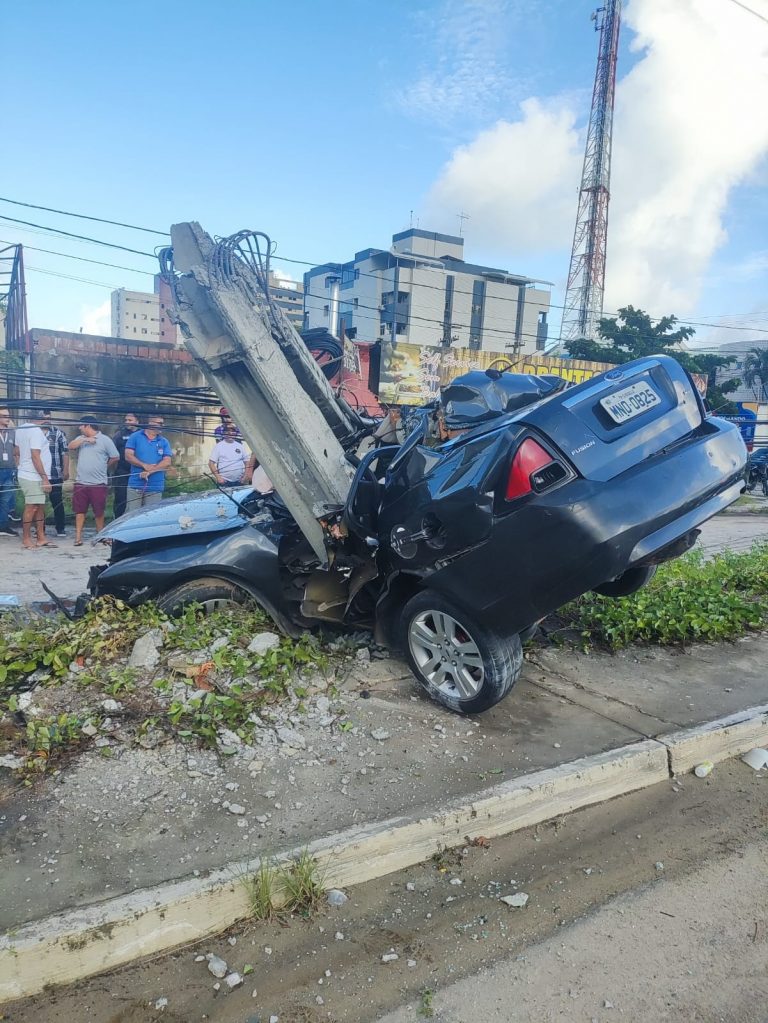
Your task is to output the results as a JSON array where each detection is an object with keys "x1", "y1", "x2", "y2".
[{"x1": 408, "y1": 609, "x2": 485, "y2": 700}]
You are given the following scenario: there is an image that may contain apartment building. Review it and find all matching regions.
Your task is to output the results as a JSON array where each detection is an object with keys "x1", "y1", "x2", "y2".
[{"x1": 303, "y1": 229, "x2": 551, "y2": 355}]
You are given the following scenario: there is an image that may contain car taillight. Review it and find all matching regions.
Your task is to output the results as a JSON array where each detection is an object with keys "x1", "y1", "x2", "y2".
[{"x1": 505, "y1": 439, "x2": 558, "y2": 500}]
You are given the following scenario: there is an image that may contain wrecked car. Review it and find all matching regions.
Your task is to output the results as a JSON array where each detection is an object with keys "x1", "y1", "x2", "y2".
[{"x1": 90, "y1": 353, "x2": 747, "y2": 715}]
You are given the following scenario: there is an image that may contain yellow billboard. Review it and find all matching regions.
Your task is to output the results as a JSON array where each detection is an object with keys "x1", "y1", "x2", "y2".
[{"x1": 377, "y1": 342, "x2": 615, "y2": 405}]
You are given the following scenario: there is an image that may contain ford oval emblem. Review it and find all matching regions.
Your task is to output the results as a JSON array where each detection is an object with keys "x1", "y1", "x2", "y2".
[{"x1": 606, "y1": 369, "x2": 624, "y2": 381}]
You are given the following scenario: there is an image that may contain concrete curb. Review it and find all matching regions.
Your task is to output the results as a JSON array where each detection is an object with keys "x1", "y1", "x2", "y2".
[
  {"x1": 2, "y1": 705, "x2": 767, "y2": 1003},
  {"x1": 659, "y1": 703, "x2": 768, "y2": 776}
]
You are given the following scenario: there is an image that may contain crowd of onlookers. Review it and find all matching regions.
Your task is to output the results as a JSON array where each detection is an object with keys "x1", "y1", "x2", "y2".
[{"x1": 0, "y1": 404, "x2": 270, "y2": 550}]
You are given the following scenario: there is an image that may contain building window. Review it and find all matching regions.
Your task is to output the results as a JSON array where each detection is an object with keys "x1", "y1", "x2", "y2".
[
  {"x1": 469, "y1": 280, "x2": 486, "y2": 350},
  {"x1": 536, "y1": 310, "x2": 548, "y2": 351},
  {"x1": 141, "y1": 328, "x2": 148, "y2": 335},
  {"x1": 442, "y1": 275, "x2": 454, "y2": 346}
]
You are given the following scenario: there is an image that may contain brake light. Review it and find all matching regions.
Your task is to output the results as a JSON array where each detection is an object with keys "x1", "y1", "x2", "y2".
[{"x1": 505, "y1": 439, "x2": 554, "y2": 500}]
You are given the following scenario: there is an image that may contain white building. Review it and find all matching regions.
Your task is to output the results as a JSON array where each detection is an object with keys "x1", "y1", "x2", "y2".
[
  {"x1": 268, "y1": 271, "x2": 304, "y2": 331},
  {"x1": 303, "y1": 229, "x2": 551, "y2": 354},
  {"x1": 110, "y1": 275, "x2": 178, "y2": 344}
]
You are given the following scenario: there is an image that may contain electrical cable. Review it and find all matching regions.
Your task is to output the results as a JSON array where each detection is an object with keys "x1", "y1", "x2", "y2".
[
  {"x1": 0, "y1": 215, "x2": 156, "y2": 258},
  {"x1": 3, "y1": 201, "x2": 768, "y2": 337},
  {"x1": 0, "y1": 197, "x2": 168, "y2": 236},
  {"x1": 726, "y1": 0, "x2": 768, "y2": 25}
]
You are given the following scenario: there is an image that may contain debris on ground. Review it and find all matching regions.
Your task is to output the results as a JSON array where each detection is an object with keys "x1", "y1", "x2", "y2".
[
  {"x1": 694, "y1": 761, "x2": 714, "y2": 778},
  {"x1": 327, "y1": 889, "x2": 348, "y2": 907},
  {"x1": 206, "y1": 954, "x2": 228, "y2": 978},
  {"x1": 742, "y1": 748, "x2": 768, "y2": 771},
  {"x1": 500, "y1": 892, "x2": 529, "y2": 908}
]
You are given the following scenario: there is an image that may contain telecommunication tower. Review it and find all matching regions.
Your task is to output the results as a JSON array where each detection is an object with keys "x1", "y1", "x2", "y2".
[{"x1": 560, "y1": 1, "x2": 622, "y2": 344}]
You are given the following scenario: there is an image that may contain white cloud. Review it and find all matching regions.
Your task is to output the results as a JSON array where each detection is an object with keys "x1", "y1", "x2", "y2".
[
  {"x1": 606, "y1": 0, "x2": 768, "y2": 312},
  {"x1": 80, "y1": 299, "x2": 111, "y2": 337},
  {"x1": 396, "y1": 0, "x2": 523, "y2": 123},
  {"x1": 270, "y1": 266, "x2": 299, "y2": 290},
  {"x1": 425, "y1": 98, "x2": 583, "y2": 252},
  {"x1": 425, "y1": 0, "x2": 768, "y2": 317}
]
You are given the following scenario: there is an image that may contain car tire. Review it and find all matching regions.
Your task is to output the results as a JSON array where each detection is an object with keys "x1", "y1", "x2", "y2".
[
  {"x1": 400, "y1": 589, "x2": 522, "y2": 715},
  {"x1": 156, "y1": 577, "x2": 254, "y2": 616},
  {"x1": 592, "y1": 564, "x2": 657, "y2": 598}
]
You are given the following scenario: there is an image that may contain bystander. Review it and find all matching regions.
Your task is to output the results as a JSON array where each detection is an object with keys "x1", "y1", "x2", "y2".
[
  {"x1": 125, "y1": 414, "x2": 173, "y2": 511},
  {"x1": 68, "y1": 416, "x2": 119, "y2": 545},
  {"x1": 41, "y1": 410, "x2": 69, "y2": 537},
  {"x1": 112, "y1": 412, "x2": 139, "y2": 518},
  {"x1": 0, "y1": 405, "x2": 17, "y2": 537},
  {"x1": 14, "y1": 412, "x2": 53, "y2": 549},
  {"x1": 208, "y1": 427, "x2": 251, "y2": 485}
]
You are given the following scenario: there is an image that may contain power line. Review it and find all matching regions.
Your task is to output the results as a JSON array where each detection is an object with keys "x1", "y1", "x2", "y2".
[
  {"x1": 0, "y1": 215, "x2": 155, "y2": 258},
  {"x1": 0, "y1": 196, "x2": 167, "y2": 236},
  {"x1": 0, "y1": 239, "x2": 153, "y2": 278},
  {"x1": 726, "y1": 0, "x2": 768, "y2": 25},
  {"x1": 3, "y1": 199, "x2": 768, "y2": 340}
]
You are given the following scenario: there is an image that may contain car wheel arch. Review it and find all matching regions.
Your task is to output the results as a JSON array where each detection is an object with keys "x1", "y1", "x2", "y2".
[{"x1": 154, "y1": 570, "x2": 299, "y2": 637}]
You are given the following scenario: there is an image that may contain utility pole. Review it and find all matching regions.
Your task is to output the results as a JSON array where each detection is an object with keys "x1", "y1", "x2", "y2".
[{"x1": 560, "y1": 1, "x2": 622, "y2": 344}]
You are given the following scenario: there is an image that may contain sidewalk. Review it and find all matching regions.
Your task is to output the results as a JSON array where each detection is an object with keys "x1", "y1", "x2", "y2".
[{"x1": 1, "y1": 633, "x2": 766, "y2": 935}]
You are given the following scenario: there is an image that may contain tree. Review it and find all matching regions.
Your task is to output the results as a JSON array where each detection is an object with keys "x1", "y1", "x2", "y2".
[
  {"x1": 741, "y1": 346, "x2": 768, "y2": 402},
  {"x1": 565, "y1": 305, "x2": 740, "y2": 414}
]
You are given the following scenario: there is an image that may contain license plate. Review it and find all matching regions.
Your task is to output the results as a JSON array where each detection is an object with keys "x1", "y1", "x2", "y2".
[{"x1": 600, "y1": 381, "x2": 661, "y2": 424}]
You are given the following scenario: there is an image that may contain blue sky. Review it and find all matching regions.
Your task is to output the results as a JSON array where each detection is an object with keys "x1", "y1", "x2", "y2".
[{"x1": 3, "y1": 0, "x2": 767, "y2": 351}]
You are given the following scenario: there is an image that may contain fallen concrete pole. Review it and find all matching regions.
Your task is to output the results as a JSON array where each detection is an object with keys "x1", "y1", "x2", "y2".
[{"x1": 169, "y1": 222, "x2": 355, "y2": 564}]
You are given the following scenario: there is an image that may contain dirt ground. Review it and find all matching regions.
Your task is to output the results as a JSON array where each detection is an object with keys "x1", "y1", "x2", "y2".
[{"x1": 5, "y1": 759, "x2": 767, "y2": 1023}]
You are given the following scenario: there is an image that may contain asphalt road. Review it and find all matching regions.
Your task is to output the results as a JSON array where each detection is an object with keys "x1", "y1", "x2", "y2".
[{"x1": 8, "y1": 760, "x2": 768, "y2": 1022}]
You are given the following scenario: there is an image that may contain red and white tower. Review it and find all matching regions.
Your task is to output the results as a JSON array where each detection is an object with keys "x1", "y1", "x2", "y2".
[{"x1": 560, "y1": 1, "x2": 622, "y2": 344}]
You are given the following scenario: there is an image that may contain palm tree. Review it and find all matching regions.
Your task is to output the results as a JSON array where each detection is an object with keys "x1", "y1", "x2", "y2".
[{"x1": 741, "y1": 346, "x2": 768, "y2": 402}]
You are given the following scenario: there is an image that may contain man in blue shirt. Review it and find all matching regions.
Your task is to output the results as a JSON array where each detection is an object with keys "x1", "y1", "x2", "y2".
[{"x1": 124, "y1": 414, "x2": 173, "y2": 512}]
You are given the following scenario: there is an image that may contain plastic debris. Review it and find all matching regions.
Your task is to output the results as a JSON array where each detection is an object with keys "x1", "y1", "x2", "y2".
[
  {"x1": 500, "y1": 892, "x2": 529, "y2": 908},
  {"x1": 327, "y1": 889, "x2": 348, "y2": 907},
  {"x1": 247, "y1": 632, "x2": 281, "y2": 655},
  {"x1": 225, "y1": 972, "x2": 244, "y2": 989},
  {"x1": 381, "y1": 952, "x2": 399, "y2": 963},
  {"x1": 207, "y1": 955, "x2": 228, "y2": 978},
  {"x1": 154, "y1": 997, "x2": 168, "y2": 1010},
  {"x1": 742, "y1": 748, "x2": 768, "y2": 771},
  {"x1": 694, "y1": 761, "x2": 714, "y2": 778},
  {"x1": 370, "y1": 728, "x2": 390, "y2": 741}
]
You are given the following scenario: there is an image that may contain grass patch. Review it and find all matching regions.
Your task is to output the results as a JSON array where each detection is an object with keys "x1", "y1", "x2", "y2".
[
  {"x1": 565, "y1": 544, "x2": 768, "y2": 650},
  {"x1": 280, "y1": 848, "x2": 326, "y2": 917},
  {"x1": 244, "y1": 859, "x2": 279, "y2": 922},
  {"x1": 243, "y1": 849, "x2": 326, "y2": 921},
  {"x1": 418, "y1": 988, "x2": 435, "y2": 1018}
]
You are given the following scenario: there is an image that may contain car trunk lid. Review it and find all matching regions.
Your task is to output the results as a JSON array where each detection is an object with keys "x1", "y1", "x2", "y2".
[{"x1": 514, "y1": 356, "x2": 704, "y2": 483}]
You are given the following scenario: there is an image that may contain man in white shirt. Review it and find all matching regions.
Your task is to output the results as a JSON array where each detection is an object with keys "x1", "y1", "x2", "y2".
[
  {"x1": 14, "y1": 412, "x2": 54, "y2": 549},
  {"x1": 208, "y1": 427, "x2": 251, "y2": 485}
]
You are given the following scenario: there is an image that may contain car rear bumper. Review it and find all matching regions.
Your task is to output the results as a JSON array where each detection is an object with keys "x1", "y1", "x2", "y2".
[{"x1": 424, "y1": 420, "x2": 747, "y2": 633}]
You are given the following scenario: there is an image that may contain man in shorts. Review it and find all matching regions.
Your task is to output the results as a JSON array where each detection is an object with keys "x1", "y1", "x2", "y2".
[
  {"x1": 68, "y1": 416, "x2": 119, "y2": 545},
  {"x1": 124, "y1": 413, "x2": 173, "y2": 511},
  {"x1": 14, "y1": 412, "x2": 53, "y2": 549}
]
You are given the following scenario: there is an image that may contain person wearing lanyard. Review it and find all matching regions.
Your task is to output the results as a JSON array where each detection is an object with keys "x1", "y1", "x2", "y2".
[
  {"x1": 0, "y1": 406, "x2": 17, "y2": 537},
  {"x1": 124, "y1": 414, "x2": 173, "y2": 512}
]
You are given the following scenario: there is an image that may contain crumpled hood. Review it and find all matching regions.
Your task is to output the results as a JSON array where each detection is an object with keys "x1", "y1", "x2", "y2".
[{"x1": 94, "y1": 487, "x2": 254, "y2": 544}]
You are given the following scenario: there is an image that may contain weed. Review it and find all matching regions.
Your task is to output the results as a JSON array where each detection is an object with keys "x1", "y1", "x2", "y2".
[
  {"x1": 280, "y1": 849, "x2": 326, "y2": 917},
  {"x1": 565, "y1": 544, "x2": 768, "y2": 650},
  {"x1": 418, "y1": 988, "x2": 435, "y2": 1017},
  {"x1": 243, "y1": 859, "x2": 279, "y2": 921}
]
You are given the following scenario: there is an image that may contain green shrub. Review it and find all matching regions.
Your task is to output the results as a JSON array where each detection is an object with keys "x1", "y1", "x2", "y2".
[{"x1": 565, "y1": 544, "x2": 768, "y2": 650}]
